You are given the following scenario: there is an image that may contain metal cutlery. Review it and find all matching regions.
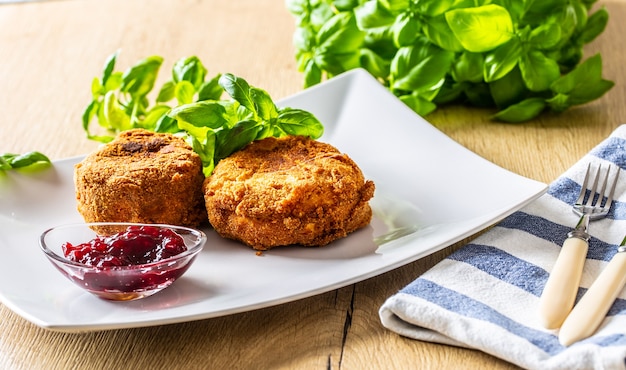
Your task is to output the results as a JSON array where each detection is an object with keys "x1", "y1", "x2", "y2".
[
  {"x1": 559, "y1": 235, "x2": 626, "y2": 346},
  {"x1": 538, "y1": 164, "x2": 620, "y2": 329}
]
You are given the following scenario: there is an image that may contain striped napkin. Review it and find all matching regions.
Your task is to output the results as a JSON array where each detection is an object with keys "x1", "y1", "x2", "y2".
[{"x1": 380, "y1": 125, "x2": 626, "y2": 370}]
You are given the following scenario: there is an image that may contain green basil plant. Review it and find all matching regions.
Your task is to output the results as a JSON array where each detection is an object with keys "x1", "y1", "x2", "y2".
[
  {"x1": 83, "y1": 52, "x2": 324, "y2": 176},
  {"x1": 286, "y1": 0, "x2": 613, "y2": 122}
]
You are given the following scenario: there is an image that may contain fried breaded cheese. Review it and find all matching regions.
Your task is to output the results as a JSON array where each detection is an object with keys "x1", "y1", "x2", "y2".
[
  {"x1": 74, "y1": 129, "x2": 206, "y2": 227},
  {"x1": 203, "y1": 136, "x2": 375, "y2": 250}
]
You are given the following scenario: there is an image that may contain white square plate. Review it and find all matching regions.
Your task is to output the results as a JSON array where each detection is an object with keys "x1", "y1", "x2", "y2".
[{"x1": 0, "y1": 69, "x2": 547, "y2": 332}]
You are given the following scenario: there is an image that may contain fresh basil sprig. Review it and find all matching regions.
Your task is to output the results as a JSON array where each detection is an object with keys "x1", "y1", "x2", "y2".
[
  {"x1": 286, "y1": 0, "x2": 613, "y2": 122},
  {"x1": 0, "y1": 152, "x2": 51, "y2": 172},
  {"x1": 83, "y1": 52, "x2": 324, "y2": 176}
]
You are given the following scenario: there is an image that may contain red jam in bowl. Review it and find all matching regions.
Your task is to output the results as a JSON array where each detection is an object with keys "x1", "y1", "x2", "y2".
[
  {"x1": 62, "y1": 225, "x2": 187, "y2": 268},
  {"x1": 56, "y1": 225, "x2": 196, "y2": 300}
]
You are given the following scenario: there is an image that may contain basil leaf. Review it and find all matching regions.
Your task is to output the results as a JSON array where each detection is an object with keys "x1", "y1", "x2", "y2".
[
  {"x1": 314, "y1": 12, "x2": 365, "y2": 75},
  {"x1": 551, "y1": 54, "x2": 603, "y2": 94},
  {"x1": 310, "y1": 12, "x2": 365, "y2": 76},
  {"x1": 317, "y1": 12, "x2": 364, "y2": 54},
  {"x1": 121, "y1": 56, "x2": 163, "y2": 98},
  {"x1": 155, "y1": 115, "x2": 179, "y2": 133},
  {"x1": 197, "y1": 74, "x2": 223, "y2": 101},
  {"x1": 392, "y1": 13, "x2": 420, "y2": 47},
  {"x1": 250, "y1": 87, "x2": 278, "y2": 121},
  {"x1": 433, "y1": 79, "x2": 465, "y2": 104},
  {"x1": 399, "y1": 93, "x2": 437, "y2": 116},
  {"x1": 104, "y1": 72, "x2": 123, "y2": 92},
  {"x1": 223, "y1": 101, "x2": 252, "y2": 125},
  {"x1": 390, "y1": 36, "x2": 431, "y2": 77},
  {"x1": 524, "y1": 0, "x2": 569, "y2": 15},
  {"x1": 286, "y1": 0, "x2": 333, "y2": 28},
  {"x1": 488, "y1": 66, "x2": 527, "y2": 108},
  {"x1": 303, "y1": 58, "x2": 322, "y2": 88},
  {"x1": 276, "y1": 108, "x2": 324, "y2": 138},
  {"x1": 546, "y1": 93, "x2": 570, "y2": 113},
  {"x1": 393, "y1": 52, "x2": 451, "y2": 91},
  {"x1": 391, "y1": 42, "x2": 454, "y2": 93},
  {"x1": 1, "y1": 153, "x2": 17, "y2": 162},
  {"x1": 169, "y1": 101, "x2": 227, "y2": 129},
  {"x1": 82, "y1": 100, "x2": 99, "y2": 134},
  {"x1": 315, "y1": 50, "x2": 362, "y2": 77},
  {"x1": 492, "y1": 97, "x2": 546, "y2": 123},
  {"x1": 354, "y1": 1, "x2": 395, "y2": 29},
  {"x1": 483, "y1": 38, "x2": 522, "y2": 82},
  {"x1": 175, "y1": 80, "x2": 195, "y2": 105},
  {"x1": 142, "y1": 105, "x2": 171, "y2": 131},
  {"x1": 334, "y1": 0, "x2": 360, "y2": 12},
  {"x1": 423, "y1": 14, "x2": 463, "y2": 52},
  {"x1": 580, "y1": 7, "x2": 609, "y2": 43},
  {"x1": 452, "y1": 51, "x2": 483, "y2": 83},
  {"x1": 0, "y1": 156, "x2": 10, "y2": 170},
  {"x1": 219, "y1": 73, "x2": 256, "y2": 115},
  {"x1": 91, "y1": 77, "x2": 103, "y2": 101},
  {"x1": 293, "y1": 26, "x2": 315, "y2": 55},
  {"x1": 363, "y1": 26, "x2": 396, "y2": 59},
  {"x1": 528, "y1": 23, "x2": 562, "y2": 49},
  {"x1": 172, "y1": 56, "x2": 207, "y2": 89},
  {"x1": 7, "y1": 151, "x2": 51, "y2": 168},
  {"x1": 285, "y1": 0, "x2": 311, "y2": 24},
  {"x1": 359, "y1": 48, "x2": 391, "y2": 79},
  {"x1": 551, "y1": 41, "x2": 583, "y2": 70},
  {"x1": 1, "y1": 151, "x2": 51, "y2": 171},
  {"x1": 548, "y1": 78, "x2": 614, "y2": 111},
  {"x1": 519, "y1": 50, "x2": 560, "y2": 92},
  {"x1": 379, "y1": 0, "x2": 409, "y2": 14},
  {"x1": 566, "y1": 79, "x2": 614, "y2": 106},
  {"x1": 103, "y1": 91, "x2": 131, "y2": 131},
  {"x1": 572, "y1": 1, "x2": 589, "y2": 33},
  {"x1": 215, "y1": 120, "x2": 263, "y2": 161},
  {"x1": 553, "y1": 4, "x2": 578, "y2": 43},
  {"x1": 523, "y1": 0, "x2": 570, "y2": 27},
  {"x1": 156, "y1": 80, "x2": 176, "y2": 103},
  {"x1": 101, "y1": 51, "x2": 118, "y2": 87},
  {"x1": 416, "y1": 0, "x2": 454, "y2": 17},
  {"x1": 445, "y1": 5, "x2": 514, "y2": 53},
  {"x1": 182, "y1": 129, "x2": 215, "y2": 177}
]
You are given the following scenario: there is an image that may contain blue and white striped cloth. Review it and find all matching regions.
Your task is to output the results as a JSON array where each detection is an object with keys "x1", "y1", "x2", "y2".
[{"x1": 380, "y1": 125, "x2": 626, "y2": 370}]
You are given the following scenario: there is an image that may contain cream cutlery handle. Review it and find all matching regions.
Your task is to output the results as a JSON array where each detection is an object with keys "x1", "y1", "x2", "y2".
[
  {"x1": 538, "y1": 236, "x2": 588, "y2": 329},
  {"x1": 559, "y1": 252, "x2": 626, "y2": 346}
]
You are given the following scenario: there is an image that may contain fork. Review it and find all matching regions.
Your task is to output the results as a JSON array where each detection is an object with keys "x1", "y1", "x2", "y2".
[
  {"x1": 559, "y1": 234, "x2": 626, "y2": 346},
  {"x1": 538, "y1": 163, "x2": 620, "y2": 329}
]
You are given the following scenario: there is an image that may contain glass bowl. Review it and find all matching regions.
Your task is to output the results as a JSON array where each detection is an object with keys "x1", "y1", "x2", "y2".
[{"x1": 39, "y1": 222, "x2": 206, "y2": 301}]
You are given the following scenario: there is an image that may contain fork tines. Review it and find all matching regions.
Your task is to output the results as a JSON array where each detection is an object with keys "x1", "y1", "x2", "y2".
[{"x1": 574, "y1": 163, "x2": 620, "y2": 219}]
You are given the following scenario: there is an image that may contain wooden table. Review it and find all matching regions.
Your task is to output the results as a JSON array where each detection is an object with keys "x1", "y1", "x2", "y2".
[{"x1": 0, "y1": 0, "x2": 624, "y2": 368}]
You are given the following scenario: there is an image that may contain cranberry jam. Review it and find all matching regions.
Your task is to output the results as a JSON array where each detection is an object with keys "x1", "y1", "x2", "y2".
[
  {"x1": 40, "y1": 223, "x2": 206, "y2": 301},
  {"x1": 62, "y1": 225, "x2": 187, "y2": 268}
]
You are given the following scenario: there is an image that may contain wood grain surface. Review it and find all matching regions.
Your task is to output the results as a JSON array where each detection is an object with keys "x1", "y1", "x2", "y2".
[{"x1": 1, "y1": 0, "x2": 625, "y2": 369}]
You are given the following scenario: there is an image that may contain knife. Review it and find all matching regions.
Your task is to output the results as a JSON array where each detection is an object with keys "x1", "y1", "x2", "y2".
[{"x1": 559, "y1": 237, "x2": 626, "y2": 346}]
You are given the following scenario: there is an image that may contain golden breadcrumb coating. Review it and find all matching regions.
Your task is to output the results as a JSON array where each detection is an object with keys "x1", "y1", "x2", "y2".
[
  {"x1": 203, "y1": 136, "x2": 375, "y2": 250},
  {"x1": 74, "y1": 129, "x2": 206, "y2": 227}
]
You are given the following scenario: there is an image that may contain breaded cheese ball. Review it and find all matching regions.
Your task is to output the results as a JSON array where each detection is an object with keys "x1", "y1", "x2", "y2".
[
  {"x1": 203, "y1": 136, "x2": 375, "y2": 250},
  {"x1": 74, "y1": 129, "x2": 206, "y2": 227}
]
